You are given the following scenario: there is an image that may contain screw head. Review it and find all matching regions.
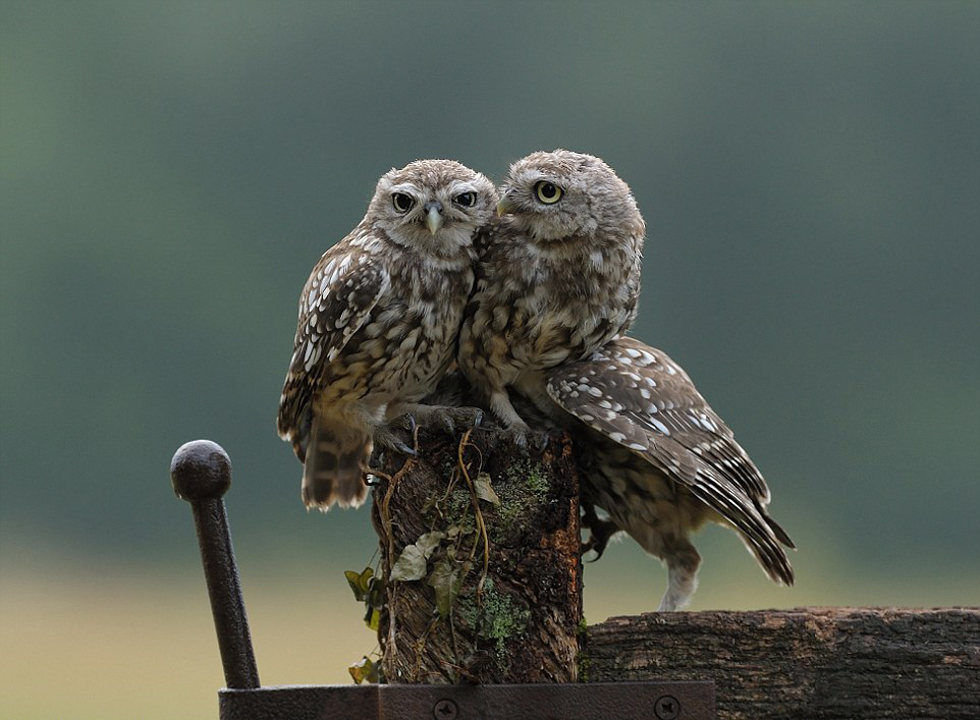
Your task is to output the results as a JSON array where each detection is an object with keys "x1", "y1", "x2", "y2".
[
  {"x1": 655, "y1": 695, "x2": 680, "y2": 720},
  {"x1": 433, "y1": 698, "x2": 458, "y2": 720}
]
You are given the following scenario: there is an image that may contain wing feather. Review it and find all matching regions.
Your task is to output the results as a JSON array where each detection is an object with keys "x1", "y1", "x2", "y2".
[
  {"x1": 546, "y1": 336, "x2": 795, "y2": 582},
  {"x1": 277, "y1": 234, "x2": 389, "y2": 449}
]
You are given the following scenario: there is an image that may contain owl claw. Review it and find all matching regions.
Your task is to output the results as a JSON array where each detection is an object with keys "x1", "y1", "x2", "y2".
[
  {"x1": 581, "y1": 502, "x2": 619, "y2": 560},
  {"x1": 581, "y1": 523, "x2": 617, "y2": 561},
  {"x1": 374, "y1": 415, "x2": 418, "y2": 457},
  {"x1": 506, "y1": 424, "x2": 548, "y2": 454}
]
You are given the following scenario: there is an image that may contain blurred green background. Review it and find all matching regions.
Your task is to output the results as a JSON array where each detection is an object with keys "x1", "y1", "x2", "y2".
[{"x1": 2, "y1": 1, "x2": 978, "y2": 718}]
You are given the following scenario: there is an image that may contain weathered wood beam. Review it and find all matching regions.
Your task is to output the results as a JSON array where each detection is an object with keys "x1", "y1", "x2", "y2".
[{"x1": 586, "y1": 607, "x2": 980, "y2": 720}]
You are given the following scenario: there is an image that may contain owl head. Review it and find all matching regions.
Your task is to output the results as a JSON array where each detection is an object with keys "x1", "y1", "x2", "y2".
[
  {"x1": 496, "y1": 149, "x2": 644, "y2": 242},
  {"x1": 368, "y1": 159, "x2": 498, "y2": 255}
]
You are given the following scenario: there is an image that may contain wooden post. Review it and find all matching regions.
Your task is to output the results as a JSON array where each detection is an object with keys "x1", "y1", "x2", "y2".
[
  {"x1": 371, "y1": 426, "x2": 583, "y2": 684},
  {"x1": 586, "y1": 607, "x2": 980, "y2": 720}
]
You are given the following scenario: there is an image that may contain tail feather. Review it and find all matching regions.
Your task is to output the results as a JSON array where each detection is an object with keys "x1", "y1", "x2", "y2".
[
  {"x1": 738, "y1": 510, "x2": 796, "y2": 587},
  {"x1": 301, "y1": 414, "x2": 371, "y2": 510},
  {"x1": 765, "y1": 514, "x2": 797, "y2": 550}
]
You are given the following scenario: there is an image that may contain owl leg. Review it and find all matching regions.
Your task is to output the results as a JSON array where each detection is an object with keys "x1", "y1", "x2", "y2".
[
  {"x1": 657, "y1": 538, "x2": 702, "y2": 611},
  {"x1": 385, "y1": 402, "x2": 485, "y2": 437},
  {"x1": 489, "y1": 391, "x2": 548, "y2": 451}
]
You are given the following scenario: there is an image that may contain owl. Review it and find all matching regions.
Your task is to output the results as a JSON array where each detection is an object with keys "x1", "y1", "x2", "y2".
[
  {"x1": 545, "y1": 336, "x2": 795, "y2": 610},
  {"x1": 277, "y1": 160, "x2": 498, "y2": 510},
  {"x1": 458, "y1": 150, "x2": 645, "y2": 446}
]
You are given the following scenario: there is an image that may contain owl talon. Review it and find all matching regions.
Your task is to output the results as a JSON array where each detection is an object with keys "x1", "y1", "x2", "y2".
[
  {"x1": 374, "y1": 415, "x2": 418, "y2": 457},
  {"x1": 505, "y1": 424, "x2": 548, "y2": 453},
  {"x1": 581, "y1": 522, "x2": 618, "y2": 561},
  {"x1": 581, "y1": 501, "x2": 619, "y2": 560}
]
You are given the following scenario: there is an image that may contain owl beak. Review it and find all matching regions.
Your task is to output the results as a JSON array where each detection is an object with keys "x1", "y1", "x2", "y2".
[
  {"x1": 496, "y1": 192, "x2": 517, "y2": 217},
  {"x1": 424, "y1": 202, "x2": 444, "y2": 235}
]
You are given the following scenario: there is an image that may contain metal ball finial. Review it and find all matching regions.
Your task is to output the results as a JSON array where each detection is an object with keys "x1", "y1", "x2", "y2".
[{"x1": 171, "y1": 439, "x2": 232, "y2": 501}]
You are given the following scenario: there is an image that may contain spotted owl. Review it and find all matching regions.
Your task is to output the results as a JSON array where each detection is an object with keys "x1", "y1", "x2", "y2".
[
  {"x1": 458, "y1": 150, "x2": 645, "y2": 446},
  {"x1": 545, "y1": 336, "x2": 795, "y2": 610},
  {"x1": 277, "y1": 160, "x2": 498, "y2": 510}
]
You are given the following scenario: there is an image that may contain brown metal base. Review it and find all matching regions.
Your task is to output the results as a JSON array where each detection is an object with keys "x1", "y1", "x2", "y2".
[{"x1": 219, "y1": 681, "x2": 715, "y2": 720}]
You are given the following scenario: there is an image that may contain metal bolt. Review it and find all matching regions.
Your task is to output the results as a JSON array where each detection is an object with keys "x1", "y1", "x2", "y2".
[
  {"x1": 655, "y1": 694, "x2": 680, "y2": 720},
  {"x1": 433, "y1": 698, "x2": 459, "y2": 720}
]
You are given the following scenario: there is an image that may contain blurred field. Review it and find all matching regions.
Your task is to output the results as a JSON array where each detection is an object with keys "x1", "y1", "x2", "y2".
[
  {"x1": 3, "y1": 527, "x2": 978, "y2": 720},
  {"x1": 2, "y1": 2, "x2": 979, "y2": 719}
]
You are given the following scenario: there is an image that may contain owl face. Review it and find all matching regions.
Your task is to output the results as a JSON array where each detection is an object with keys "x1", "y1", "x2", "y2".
[
  {"x1": 497, "y1": 149, "x2": 643, "y2": 242},
  {"x1": 368, "y1": 159, "x2": 498, "y2": 255}
]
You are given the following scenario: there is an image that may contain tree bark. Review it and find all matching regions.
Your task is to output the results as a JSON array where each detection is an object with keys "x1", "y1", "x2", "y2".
[
  {"x1": 586, "y1": 607, "x2": 980, "y2": 720},
  {"x1": 372, "y1": 426, "x2": 582, "y2": 684}
]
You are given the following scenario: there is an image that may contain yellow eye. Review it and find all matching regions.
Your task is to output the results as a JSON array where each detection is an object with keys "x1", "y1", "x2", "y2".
[{"x1": 535, "y1": 181, "x2": 563, "y2": 204}]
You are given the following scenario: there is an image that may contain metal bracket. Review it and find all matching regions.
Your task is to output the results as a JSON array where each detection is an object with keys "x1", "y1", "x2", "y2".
[{"x1": 219, "y1": 681, "x2": 715, "y2": 720}]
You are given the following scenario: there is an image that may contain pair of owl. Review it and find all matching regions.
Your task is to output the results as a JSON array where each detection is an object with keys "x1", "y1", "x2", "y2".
[{"x1": 277, "y1": 150, "x2": 794, "y2": 611}]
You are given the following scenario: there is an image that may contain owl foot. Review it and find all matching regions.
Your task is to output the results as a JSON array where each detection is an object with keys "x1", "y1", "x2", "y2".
[
  {"x1": 409, "y1": 404, "x2": 485, "y2": 436},
  {"x1": 581, "y1": 501, "x2": 620, "y2": 560},
  {"x1": 374, "y1": 414, "x2": 418, "y2": 457},
  {"x1": 581, "y1": 518, "x2": 619, "y2": 560},
  {"x1": 505, "y1": 423, "x2": 549, "y2": 454}
]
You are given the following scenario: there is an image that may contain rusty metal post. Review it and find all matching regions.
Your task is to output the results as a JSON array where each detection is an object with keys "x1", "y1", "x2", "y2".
[{"x1": 171, "y1": 439, "x2": 260, "y2": 690}]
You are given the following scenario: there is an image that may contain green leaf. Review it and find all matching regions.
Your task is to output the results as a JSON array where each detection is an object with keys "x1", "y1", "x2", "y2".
[
  {"x1": 348, "y1": 656, "x2": 379, "y2": 684},
  {"x1": 389, "y1": 531, "x2": 445, "y2": 582},
  {"x1": 474, "y1": 472, "x2": 500, "y2": 505},
  {"x1": 345, "y1": 567, "x2": 374, "y2": 601},
  {"x1": 364, "y1": 605, "x2": 381, "y2": 631},
  {"x1": 366, "y1": 575, "x2": 385, "y2": 609}
]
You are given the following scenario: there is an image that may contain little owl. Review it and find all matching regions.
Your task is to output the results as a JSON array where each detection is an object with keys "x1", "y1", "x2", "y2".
[
  {"x1": 546, "y1": 336, "x2": 795, "y2": 611},
  {"x1": 277, "y1": 160, "x2": 498, "y2": 510},
  {"x1": 458, "y1": 149, "x2": 645, "y2": 447}
]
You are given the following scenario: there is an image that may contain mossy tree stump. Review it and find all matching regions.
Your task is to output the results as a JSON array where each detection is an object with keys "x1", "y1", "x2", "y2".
[{"x1": 371, "y1": 426, "x2": 582, "y2": 684}]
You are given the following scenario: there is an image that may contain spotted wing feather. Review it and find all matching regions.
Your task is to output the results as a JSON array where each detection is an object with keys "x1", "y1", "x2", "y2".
[
  {"x1": 276, "y1": 236, "x2": 389, "y2": 456},
  {"x1": 546, "y1": 336, "x2": 794, "y2": 584}
]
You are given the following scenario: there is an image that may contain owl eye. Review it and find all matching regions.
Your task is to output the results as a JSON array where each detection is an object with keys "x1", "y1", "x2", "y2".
[
  {"x1": 453, "y1": 191, "x2": 476, "y2": 207},
  {"x1": 535, "y1": 181, "x2": 563, "y2": 204},
  {"x1": 392, "y1": 193, "x2": 415, "y2": 213}
]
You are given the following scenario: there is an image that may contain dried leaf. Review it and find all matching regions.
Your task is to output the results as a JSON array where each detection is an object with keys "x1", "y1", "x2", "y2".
[
  {"x1": 474, "y1": 472, "x2": 500, "y2": 505},
  {"x1": 389, "y1": 531, "x2": 445, "y2": 582},
  {"x1": 428, "y1": 558, "x2": 472, "y2": 618},
  {"x1": 390, "y1": 544, "x2": 427, "y2": 582},
  {"x1": 416, "y1": 531, "x2": 446, "y2": 557}
]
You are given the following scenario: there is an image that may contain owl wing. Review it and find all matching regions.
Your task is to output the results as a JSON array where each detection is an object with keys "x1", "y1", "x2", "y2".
[
  {"x1": 277, "y1": 236, "x2": 390, "y2": 452},
  {"x1": 546, "y1": 336, "x2": 794, "y2": 582}
]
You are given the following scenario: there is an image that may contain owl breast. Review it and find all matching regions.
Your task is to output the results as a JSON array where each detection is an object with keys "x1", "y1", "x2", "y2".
[
  {"x1": 480, "y1": 245, "x2": 637, "y2": 383},
  {"x1": 318, "y1": 258, "x2": 474, "y2": 411}
]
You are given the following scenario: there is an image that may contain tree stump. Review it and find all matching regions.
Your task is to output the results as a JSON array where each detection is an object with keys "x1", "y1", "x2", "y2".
[
  {"x1": 371, "y1": 426, "x2": 582, "y2": 684},
  {"x1": 586, "y1": 607, "x2": 980, "y2": 720}
]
